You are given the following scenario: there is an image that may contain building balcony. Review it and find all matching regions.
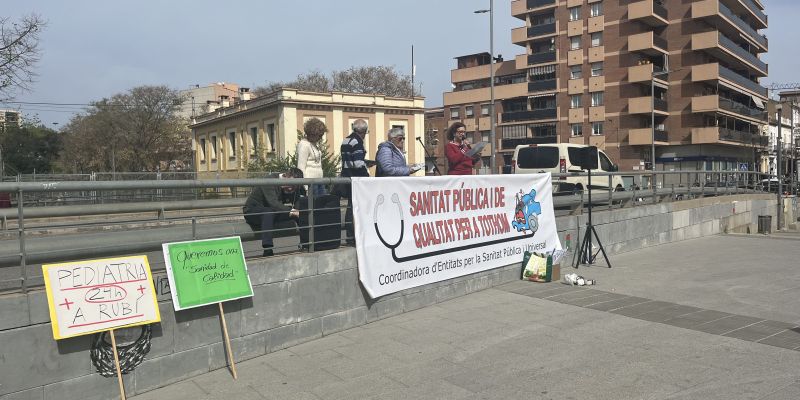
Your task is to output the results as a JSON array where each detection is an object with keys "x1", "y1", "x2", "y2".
[
  {"x1": 692, "y1": 31, "x2": 767, "y2": 76},
  {"x1": 628, "y1": 96, "x2": 669, "y2": 115},
  {"x1": 501, "y1": 108, "x2": 557, "y2": 123},
  {"x1": 691, "y1": 95, "x2": 766, "y2": 121},
  {"x1": 628, "y1": 128, "x2": 669, "y2": 145},
  {"x1": 691, "y1": 63, "x2": 767, "y2": 98},
  {"x1": 528, "y1": 79, "x2": 557, "y2": 93},
  {"x1": 730, "y1": 0, "x2": 767, "y2": 29},
  {"x1": 628, "y1": 0, "x2": 669, "y2": 27},
  {"x1": 628, "y1": 63, "x2": 668, "y2": 84},
  {"x1": 692, "y1": 0, "x2": 767, "y2": 52},
  {"x1": 512, "y1": 23, "x2": 557, "y2": 44},
  {"x1": 628, "y1": 31, "x2": 668, "y2": 56},
  {"x1": 501, "y1": 135, "x2": 558, "y2": 149},
  {"x1": 443, "y1": 82, "x2": 527, "y2": 106},
  {"x1": 528, "y1": 51, "x2": 557, "y2": 65},
  {"x1": 691, "y1": 126, "x2": 768, "y2": 147},
  {"x1": 511, "y1": 0, "x2": 557, "y2": 16},
  {"x1": 528, "y1": 22, "x2": 556, "y2": 38}
]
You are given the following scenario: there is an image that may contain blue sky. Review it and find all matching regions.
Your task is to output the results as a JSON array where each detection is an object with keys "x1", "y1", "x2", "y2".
[{"x1": 4, "y1": 0, "x2": 797, "y2": 127}]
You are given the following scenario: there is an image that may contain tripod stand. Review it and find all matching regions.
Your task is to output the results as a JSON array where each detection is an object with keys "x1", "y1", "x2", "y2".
[
  {"x1": 416, "y1": 137, "x2": 442, "y2": 176},
  {"x1": 572, "y1": 168, "x2": 612, "y2": 268}
]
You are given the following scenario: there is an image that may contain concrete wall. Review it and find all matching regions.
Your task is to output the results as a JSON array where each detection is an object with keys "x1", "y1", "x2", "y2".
[{"x1": 0, "y1": 194, "x2": 788, "y2": 399}]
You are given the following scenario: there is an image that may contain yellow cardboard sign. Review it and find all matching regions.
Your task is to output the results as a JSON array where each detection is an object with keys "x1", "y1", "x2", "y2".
[{"x1": 42, "y1": 255, "x2": 161, "y2": 340}]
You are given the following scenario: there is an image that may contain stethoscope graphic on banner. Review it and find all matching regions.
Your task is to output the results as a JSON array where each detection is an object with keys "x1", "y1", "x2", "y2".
[{"x1": 373, "y1": 193, "x2": 535, "y2": 263}]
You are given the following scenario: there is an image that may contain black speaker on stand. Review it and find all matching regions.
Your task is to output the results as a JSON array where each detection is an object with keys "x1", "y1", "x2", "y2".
[{"x1": 572, "y1": 146, "x2": 612, "y2": 268}]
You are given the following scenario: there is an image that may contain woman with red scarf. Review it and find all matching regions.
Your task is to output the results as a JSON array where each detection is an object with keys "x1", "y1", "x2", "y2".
[{"x1": 444, "y1": 122, "x2": 480, "y2": 175}]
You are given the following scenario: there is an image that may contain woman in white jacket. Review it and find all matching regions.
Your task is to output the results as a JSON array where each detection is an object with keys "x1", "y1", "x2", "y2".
[{"x1": 297, "y1": 118, "x2": 326, "y2": 196}]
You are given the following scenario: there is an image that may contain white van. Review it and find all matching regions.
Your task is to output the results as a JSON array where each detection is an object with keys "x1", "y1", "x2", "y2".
[{"x1": 511, "y1": 143, "x2": 624, "y2": 194}]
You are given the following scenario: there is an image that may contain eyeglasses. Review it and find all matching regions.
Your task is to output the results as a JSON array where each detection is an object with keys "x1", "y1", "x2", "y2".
[{"x1": 396, "y1": 137, "x2": 406, "y2": 141}]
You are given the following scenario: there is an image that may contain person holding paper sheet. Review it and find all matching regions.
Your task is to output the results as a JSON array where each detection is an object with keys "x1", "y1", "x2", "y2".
[
  {"x1": 243, "y1": 168, "x2": 303, "y2": 257},
  {"x1": 444, "y1": 122, "x2": 481, "y2": 175},
  {"x1": 375, "y1": 127, "x2": 421, "y2": 177}
]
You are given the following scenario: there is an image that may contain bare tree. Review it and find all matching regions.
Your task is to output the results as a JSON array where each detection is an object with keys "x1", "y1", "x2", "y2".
[
  {"x1": 253, "y1": 66, "x2": 415, "y2": 98},
  {"x1": 0, "y1": 14, "x2": 45, "y2": 100},
  {"x1": 60, "y1": 86, "x2": 192, "y2": 173}
]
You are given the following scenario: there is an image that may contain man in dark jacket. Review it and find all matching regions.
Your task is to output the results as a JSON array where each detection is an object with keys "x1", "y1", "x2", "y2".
[
  {"x1": 339, "y1": 119, "x2": 372, "y2": 245},
  {"x1": 243, "y1": 168, "x2": 303, "y2": 256}
]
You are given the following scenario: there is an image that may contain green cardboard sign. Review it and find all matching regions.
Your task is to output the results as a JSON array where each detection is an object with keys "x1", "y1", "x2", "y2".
[{"x1": 162, "y1": 237, "x2": 253, "y2": 311}]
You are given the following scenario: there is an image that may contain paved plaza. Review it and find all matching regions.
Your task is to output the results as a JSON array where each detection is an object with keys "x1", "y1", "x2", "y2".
[{"x1": 133, "y1": 233, "x2": 800, "y2": 400}]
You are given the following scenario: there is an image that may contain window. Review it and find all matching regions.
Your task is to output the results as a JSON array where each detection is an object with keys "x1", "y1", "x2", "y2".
[
  {"x1": 592, "y1": 122, "x2": 604, "y2": 136},
  {"x1": 481, "y1": 104, "x2": 490, "y2": 116},
  {"x1": 570, "y1": 94, "x2": 582, "y2": 109},
  {"x1": 591, "y1": 32, "x2": 602, "y2": 47},
  {"x1": 228, "y1": 131, "x2": 236, "y2": 159},
  {"x1": 590, "y1": 2, "x2": 603, "y2": 17},
  {"x1": 569, "y1": 6, "x2": 580, "y2": 21},
  {"x1": 450, "y1": 107, "x2": 460, "y2": 119},
  {"x1": 210, "y1": 136, "x2": 218, "y2": 160},
  {"x1": 570, "y1": 36, "x2": 581, "y2": 50},
  {"x1": 570, "y1": 124, "x2": 583, "y2": 136},
  {"x1": 265, "y1": 123, "x2": 276, "y2": 152},
  {"x1": 249, "y1": 127, "x2": 258, "y2": 156},
  {"x1": 599, "y1": 152, "x2": 613, "y2": 171},
  {"x1": 570, "y1": 65, "x2": 582, "y2": 79},
  {"x1": 591, "y1": 91, "x2": 604, "y2": 106},
  {"x1": 529, "y1": 64, "x2": 556, "y2": 81},
  {"x1": 531, "y1": 95, "x2": 556, "y2": 110},
  {"x1": 199, "y1": 138, "x2": 206, "y2": 163},
  {"x1": 481, "y1": 131, "x2": 489, "y2": 143},
  {"x1": 465, "y1": 105, "x2": 474, "y2": 118},
  {"x1": 590, "y1": 62, "x2": 603, "y2": 77}
]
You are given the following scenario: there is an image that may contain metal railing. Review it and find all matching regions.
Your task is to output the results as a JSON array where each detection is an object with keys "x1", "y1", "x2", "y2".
[
  {"x1": 502, "y1": 108, "x2": 557, "y2": 122},
  {"x1": 528, "y1": 79, "x2": 557, "y2": 92},
  {"x1": 653, "y1": 34, "x2": 668, "y2": 50},
  {"x1": 0, "y1": 172, "x2": 793, "y2": 294},
  {"x1": 528, "y1": 22, "x2": 556, "y2": 37},
  {"x1": 739, "y1": 0, "x2": 767, "y2": 26},
  {"x1": 528, "y1": 51, "x2": 557, "y2": 65},
  {"x1": 718, "y1": 1, "x2": 767, "y2": 48},
  {"x1": 653, "y1": 1, "x2": 668, "y2": 19},
  {"x1": 718, "y1": 33, "x2": 767, "y2": 73},
  {"x1": 719, "y1": 65, "x2": 767, "y2": 97},
  {"x1": 718, "y1": 96, "x2": 766, "y2": 119},
  {"x1": 527, "y1": 0, "x2": 555, "y2": 9}
]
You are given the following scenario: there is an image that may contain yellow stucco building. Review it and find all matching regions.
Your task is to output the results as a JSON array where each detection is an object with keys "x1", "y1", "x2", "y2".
[{"x1": 190, "y1": 88, "x2": 425, "y2": 178}]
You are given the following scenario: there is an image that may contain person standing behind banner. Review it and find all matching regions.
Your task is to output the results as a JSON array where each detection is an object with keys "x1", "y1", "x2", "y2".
[
  {"x1": 297, "y1": 117, "x2": 326, "y2": 196},
  {"x1": 339, "y1": 119, "x2": 371, "y2": 245},
  {"x1": 375, "y1": 127, "x2": 421, "y2": 177},
  {"x1": 444, "y1": 122, "x2": 480, "y2": 175}
]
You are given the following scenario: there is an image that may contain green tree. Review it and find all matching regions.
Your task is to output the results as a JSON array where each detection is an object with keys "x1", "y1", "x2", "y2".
[
  {"x1": 60, "y1": 85, "x2": 191, "y2": 173},
  {"x1": 0, "y1": 121, "x2": 61, "y2": 174},
  {"x1": 245, "y1": 130, "x2": 340, "y2": 178},
  {"x1": 253, "y1": 66, "x2": 416, "y2": 98}
]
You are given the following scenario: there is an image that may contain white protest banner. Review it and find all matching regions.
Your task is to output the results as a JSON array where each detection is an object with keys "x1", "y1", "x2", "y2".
[
  {"x1": 352, "y1": 174, "x2": 561, "y2": 298},
  {"x1": 42, "y1": 255, "x2": 161, "y2": 340}
]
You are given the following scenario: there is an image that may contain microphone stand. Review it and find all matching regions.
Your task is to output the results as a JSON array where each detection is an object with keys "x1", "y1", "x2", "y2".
[{"x1": 416, "y1": 137, "x2": 442, "y2": 176}]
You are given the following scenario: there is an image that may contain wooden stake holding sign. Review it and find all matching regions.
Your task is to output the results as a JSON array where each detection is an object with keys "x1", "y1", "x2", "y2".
[
  {"x1": 42, "y1": 255, "x2": 161, "y2": 400},
  {"x1": 162, "y1": 237, "x2": 253, "y2": 379}
]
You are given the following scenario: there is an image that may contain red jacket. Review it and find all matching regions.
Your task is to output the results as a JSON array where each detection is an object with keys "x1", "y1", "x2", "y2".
[{"x1": 445, "y1": 141, "x2": 475, "y2": 175}]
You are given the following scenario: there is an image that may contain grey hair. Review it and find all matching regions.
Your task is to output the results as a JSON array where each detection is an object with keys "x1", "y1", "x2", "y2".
[
  {"x1": 387, "y1": 127, "x2": 405, "y2": 139},
  {"x1": 352, "y1": 119, "x2": 368, "y2": 134}
]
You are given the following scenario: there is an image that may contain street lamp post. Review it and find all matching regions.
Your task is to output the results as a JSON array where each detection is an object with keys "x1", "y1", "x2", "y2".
[
  {"x1": 776, "y1": 103, "x2": 784, "y2": 230},
  {"x1": 475, "y1": 0, "x2": 495, "y2": 173}
]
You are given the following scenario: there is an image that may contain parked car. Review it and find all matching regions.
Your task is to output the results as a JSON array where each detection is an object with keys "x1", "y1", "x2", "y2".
[{"x1": 511, "y1": 143, "x2": 625, "y2": 195}]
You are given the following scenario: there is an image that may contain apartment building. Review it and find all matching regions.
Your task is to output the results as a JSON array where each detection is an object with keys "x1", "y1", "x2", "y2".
[
  {"x1": 442, "y1": 52, "x2": 527, "y2": 174},
  {"x1": 189, "y1": 88, "x2": 425, "y2": 179},
  {"x1": 0, "y1": 110, "x2": 21, "y2": 130},
  {"x1": 445, "y1": 0, "x2": 769, "y2": 179},
  {"x1": 765, "y1": 93, "x2": 800, "y2": 180},
  {"x1": 178, "y1": 82, "x2": 249, "y2": 120}
]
